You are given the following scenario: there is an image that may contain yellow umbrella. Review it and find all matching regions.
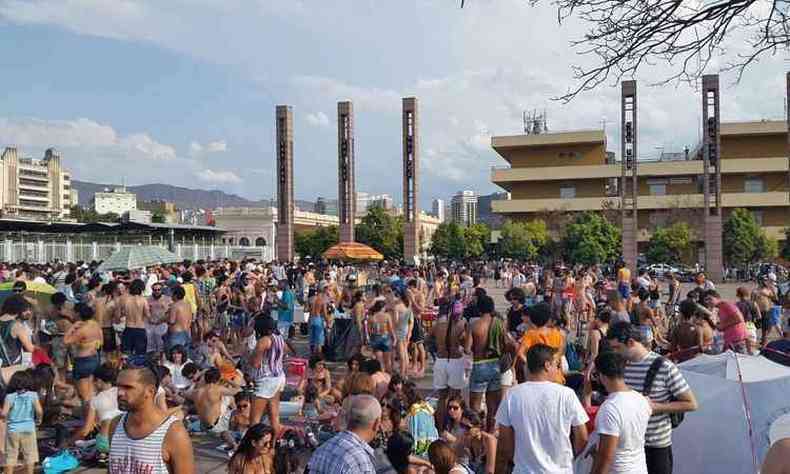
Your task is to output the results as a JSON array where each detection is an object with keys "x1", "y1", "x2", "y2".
[{"x1": 323, "y1": 242, "x2": 384, "y2": 261}]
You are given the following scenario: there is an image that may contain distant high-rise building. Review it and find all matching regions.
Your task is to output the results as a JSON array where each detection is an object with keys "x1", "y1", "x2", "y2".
[
  {"x1": 451, "y1": 190, "x2": 477, "y2": 226},
  {"x1": 0, "y1": 147, "x2": 75, "y2": 221},
  {"x1": 432, "y1": 198, "x2": 445, "y2": 222},
  {"x1": 355, "y1": 192, "x2": 393, "y2": 215}
]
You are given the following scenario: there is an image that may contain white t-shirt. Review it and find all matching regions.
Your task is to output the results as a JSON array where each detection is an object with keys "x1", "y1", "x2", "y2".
[
  {"x1": 91, "y1": 387, "x2": 122, "y2": 422},
  {"x1": 595, "y1": 390, "x2": 651, "y2": 474},
  {"x1": 495, "y1": 381, "x2": 589, "y2": 474}
]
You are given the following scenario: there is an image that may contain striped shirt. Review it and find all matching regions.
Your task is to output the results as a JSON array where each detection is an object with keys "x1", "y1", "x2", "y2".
[
  {"x1": 623, "y1": 352, "x2": 690, "y2": 448},
  {"x1": 109, "y1": 414, "x2": 179, "y2": 474}
]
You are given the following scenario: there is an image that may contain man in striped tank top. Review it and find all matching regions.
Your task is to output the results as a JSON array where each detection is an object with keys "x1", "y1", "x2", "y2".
[
  {"x1": 108, "y1": 366, "x2": 195, "y2": 473},
  {"x1": 606, "y1": 322, "x2": 698, "y2": 474}
]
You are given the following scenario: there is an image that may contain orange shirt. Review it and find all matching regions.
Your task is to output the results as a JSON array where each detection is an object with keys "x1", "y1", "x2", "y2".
[{"x1": 519, "y1": 328, "x2": 565, "y2": 384}]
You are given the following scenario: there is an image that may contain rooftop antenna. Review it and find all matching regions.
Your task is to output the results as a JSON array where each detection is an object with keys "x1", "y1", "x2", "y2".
[{"x1": 523, "y1": 109, "x2": 548, "y2": 134}]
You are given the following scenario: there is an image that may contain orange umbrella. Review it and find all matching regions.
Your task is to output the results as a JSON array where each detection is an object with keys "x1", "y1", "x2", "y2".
[{"x1": 323, "y1": 242, "x2": 384, "y2": 261}]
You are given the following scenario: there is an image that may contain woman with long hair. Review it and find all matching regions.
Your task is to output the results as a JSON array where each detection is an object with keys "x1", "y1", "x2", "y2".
[
  {"x1": 248, "y1": 316, "x2": 292, "y2": 437},
  {"x1": 368, "y1": 300, "x2": 395, "y2": 373},
  {"x1": 393, "y1": 290, "x2": 414, "y2": 378},
  {"x1": 228, "y1": 423, "x2": 274, "y2": 474}
]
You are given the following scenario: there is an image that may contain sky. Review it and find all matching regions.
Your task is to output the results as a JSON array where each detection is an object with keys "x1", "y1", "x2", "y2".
[{"x1": 0, "y1": 0, "x2": 787, "y2": 208}]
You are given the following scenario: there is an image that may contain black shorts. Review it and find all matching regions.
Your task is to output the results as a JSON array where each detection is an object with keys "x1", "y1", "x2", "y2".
[
  {"x1": 102, "y1": 327, "x2": 117, "y2": 353},
  {"x1": 121, "y1": 327, "x2": 147, "y2": 356}
]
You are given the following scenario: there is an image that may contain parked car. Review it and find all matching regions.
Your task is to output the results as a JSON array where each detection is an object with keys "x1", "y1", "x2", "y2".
[{"x1": 645, "y1": 263, "x2": 679, "y2": 279}]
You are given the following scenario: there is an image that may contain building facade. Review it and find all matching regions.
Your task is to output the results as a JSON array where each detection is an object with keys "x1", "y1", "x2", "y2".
[
  {"x1": 490, "y1": 121, "x2": 790, "y2": 255},
  {"x1": 139, "y1": 200, "x2": 178, "y2": 223},
  {"x1": 93, "y1": 187, "x2": 137, "y2": 215},
  {"x1": 451, "y1": 190, "x2": 478, "y2": 226},
  {"x1": 432, "y1": 198, "x2": 445, "y2": 222},
  {"x1": 0, "y1": 147, "x2": 74, "y2": 221}
]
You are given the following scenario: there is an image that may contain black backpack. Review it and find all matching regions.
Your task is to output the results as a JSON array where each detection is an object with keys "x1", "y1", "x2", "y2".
[{"x1": 643, "y1": 356, "x2": 685, "y2": 429}]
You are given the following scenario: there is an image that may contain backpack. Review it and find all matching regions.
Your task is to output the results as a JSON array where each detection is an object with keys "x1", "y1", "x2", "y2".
[{"x1": 643, "y1": 356, "x2": 685, "y2": 429}]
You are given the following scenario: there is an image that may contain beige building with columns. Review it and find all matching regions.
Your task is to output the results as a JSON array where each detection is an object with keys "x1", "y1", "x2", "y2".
[{"x1": 0, "y1": 147, "x2": 74, "y2": 221}]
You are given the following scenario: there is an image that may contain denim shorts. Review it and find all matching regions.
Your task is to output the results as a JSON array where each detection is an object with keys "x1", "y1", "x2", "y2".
[
  {"x1": 73, "y1": 354, "x2": 100, "y2": 380},
  {"x1": 309, "y1": 317, "x2": 325, "y2": 347},
  {"x1": 470, "y1": 359, "x2": 501, "y2": 393},
  {"x1": 370, "y1": 334, "x2": 391, "y2": 353}
]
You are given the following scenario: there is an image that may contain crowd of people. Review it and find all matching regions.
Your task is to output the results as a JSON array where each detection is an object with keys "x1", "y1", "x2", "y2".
[{"x1": 0, "y1": 258, "x2": 786, "y2": 473}]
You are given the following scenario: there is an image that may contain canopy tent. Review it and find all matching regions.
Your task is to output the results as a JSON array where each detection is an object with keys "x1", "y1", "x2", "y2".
[
  {"x1": 573, "y1": 352, "x2": 790, "y2": 474},
  {"x1": 97, "y1": 245, "x2": 181, "y2": 272},
  {"x1": 323, "y1": 242, "x2": 383, "y2": 261},
  {"x1": 671, "y1": 352, "x2": 790, "y2": 474}
]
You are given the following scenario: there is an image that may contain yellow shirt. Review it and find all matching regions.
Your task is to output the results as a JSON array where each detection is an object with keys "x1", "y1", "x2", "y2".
[
  {"x1": 617, "y1": 267, "x2": 631, "y2": 283},
  {"x1": 183, "y1": 282, "x2": 198, "y2": 315}
]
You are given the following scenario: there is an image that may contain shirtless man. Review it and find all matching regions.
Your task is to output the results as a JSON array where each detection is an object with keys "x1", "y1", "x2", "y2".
[
  {"x1": 308, "y1": 284, "x2": 329, "y2": 355},
  {"x1": 115, "y1": 279, "x2": 151, "y2": 357},
  {"x1": 64, "y1": 304, "x2": 103, "y2": 407},
  {"x1": 95, "y1": 282, "x2": 118, "y2": 354},
  {"x1": 186, "y1": 367, "x2": 240, "y2": 438},
  {"x1": 464, "y1": 295, "x2": 506, "y2": 432},
  {"x1": 167, "y1": 286, "x2": 193, "y2": 351},
  {"x1": 147, "y1": 283, "x2": 172, "y2": 357},
  {"x1": 429, "y1": 301, "x2": 467, "y2": 431}
]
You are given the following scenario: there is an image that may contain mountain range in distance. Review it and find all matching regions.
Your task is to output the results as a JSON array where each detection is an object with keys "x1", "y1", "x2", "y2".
[{"x1": 71, "y1": 180, "x2": 316, "y2": 212}]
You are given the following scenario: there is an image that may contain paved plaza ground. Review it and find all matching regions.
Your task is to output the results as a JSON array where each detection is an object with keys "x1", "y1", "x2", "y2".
[{"x1": 67, "y1": 281, "x2": 750, "y2": 473}]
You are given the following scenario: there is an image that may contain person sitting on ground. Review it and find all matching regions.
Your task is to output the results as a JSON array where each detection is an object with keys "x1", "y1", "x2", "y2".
[
  {"x1": 361, "y1": 358, "x2": 391, "y2": 399},
  {"x1": 70, "y1": 364, "x2": 121, "y2": 460},
  {"x1": 298, "y1": 381, "x2": 322, "y2": 420},
  {"x1": 163, "y1": 345, "x2": 192, "y2": 391},
  {"x1": 428, "y1": 439, "x2": 467, "y2": 474},
  {"x1": 403, "y1": 381, "x2": 439, "y2": 457},
  {"x1": 223, "y1": 391, "x2": 254, "y2": 453},
  {"x1": 299, "y1": 354, "x2": 337, "y2": 403},
  {"x1": 186, "y1": 367, "x2": 241, "y2": 437},
  {"x1": 228, "y1": 423, "x2": 275, "y2": 474},
  {"x1": 455, "y1": 411, "x2": 496, "y2": 474},
  {"x1": 336, "y1": 353, "x2": 366, "y2": 397}
]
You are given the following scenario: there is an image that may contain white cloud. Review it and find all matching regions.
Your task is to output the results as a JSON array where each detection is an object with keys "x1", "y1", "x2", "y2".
[
  {"x1": 189, "y1": 139, "x2": 228, "y2": 157},
  {"x1": 305, "y1": 112, "x2": 330, "y2": 127},
  {"x1": 195, "y1": 168, "x2": 242, "y2": 184},
  {"x1": 0, "y1": 117, "x2": 175, "y2": 160}
]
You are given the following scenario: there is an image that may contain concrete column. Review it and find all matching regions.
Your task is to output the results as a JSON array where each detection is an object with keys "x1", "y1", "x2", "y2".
[
  {"x1": 338, "y1": 101, "x2": 356, "y2": 242},
  {"x1": 92, "y1": 242, "x2": 98, "y2": 261},
  {"x1": 620, "y1": 80, "x2": 638, "y2": 272},
  {"x1": 38, "y1": 241, "x2": 45, "y2": 264},
  {"x1": 402, "y1": 97, "x2": 420, "y2": 263},
  {"x1": 66, "y1": 240, "x2": 73, "y2": 263},
  {"x1": 702, "y1": 74, "x2": 723, "y2": 282},
  {"x1": 276, "y1": 105, "x2": 295, "y2": 262}
]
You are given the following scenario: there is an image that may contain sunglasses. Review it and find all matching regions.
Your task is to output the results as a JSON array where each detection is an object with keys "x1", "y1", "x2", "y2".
[{"x1": 12, "y1": 288, "x2": 23, "y2": 293}]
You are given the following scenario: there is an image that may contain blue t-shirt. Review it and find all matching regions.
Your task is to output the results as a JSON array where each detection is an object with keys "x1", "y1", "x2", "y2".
[
  {"x1": 6, "y1": 391, "x2": 37, "y2": 433},
  {"x1": 278, "y1": 290, "x2": 295, "y2": 323}
]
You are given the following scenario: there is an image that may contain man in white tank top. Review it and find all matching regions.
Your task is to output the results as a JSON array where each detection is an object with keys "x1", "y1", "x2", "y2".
[{"x1": 108, "y1": 366, "x2": 194, "y2": 473}]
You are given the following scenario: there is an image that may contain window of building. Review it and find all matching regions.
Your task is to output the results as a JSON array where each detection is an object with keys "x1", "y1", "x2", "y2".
[
  {"x1": 560, "y1": 185, "x2": 576, "y2": 199},
  {"x1": 239, "y1": 237, "x2": 250, "y2": 246},
  {"x1": 744, "y1": 177, "x2": 764, "y2": 193},
  {"x1": 649, "y1": 184, "x2": 667, "y2": 196},
  {"x1": 255, "y1": 237, "x2": 267, "y2": 247}
]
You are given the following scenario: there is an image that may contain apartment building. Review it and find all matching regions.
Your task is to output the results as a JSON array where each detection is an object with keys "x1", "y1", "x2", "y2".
[
  {"x1": 490, "y1": 121, "x2": 790, "y2": 251},
  {"x1": 93, "y1": 187, "x2": 137, "y2": 215},
  {"x1": 0, "y1": 147, "x2": 74, "y2": 221},
  {"x1": 451, "y1": 190, "x2": 478, "y2": 226}
]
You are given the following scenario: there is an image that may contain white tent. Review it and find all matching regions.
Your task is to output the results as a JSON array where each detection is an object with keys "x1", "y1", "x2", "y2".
[{"x1": 673, "y1": 352, "x2": 790, "y2": 474}]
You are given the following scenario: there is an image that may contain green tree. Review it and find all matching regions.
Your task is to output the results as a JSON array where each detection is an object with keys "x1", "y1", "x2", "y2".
[
  {"x1": 446, "y1": 222, "x2": 467, "y2": 260},
  {"x1": 562, "y1": 212, "x2": 621, "y2": 265},
  {"x1": 356, "y1": 206, "x2": 403, "y2": 259},
  {"x1": 429, "y1": 223, "x2": 452, "y2": 258},
  {"x1": 463, "y1": 223, "x2": 490, "y2": 259},
  {"x1": 723, "y1": 208, "x2": 776, "y2": 267},
  {"x1": 151, "y1": 212, "x2": 166, "y2": 224},
  {"x1": 69, "y1": 205, "x2": 119, "y2": 223},
  {"x1": 645, "y1": 222, "x2": 692, "y2": 264},
  {"x1": 499, "y1": 219, "x2": 550, "y2": 261},
  {"x1": 295, "y1": 225, "x2": 339, "y2": 259}
]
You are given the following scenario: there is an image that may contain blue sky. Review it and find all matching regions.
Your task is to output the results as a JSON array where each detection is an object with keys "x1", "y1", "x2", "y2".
[{"x1": 0, "y1": 0, "x2": 787, "y2": 208}]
